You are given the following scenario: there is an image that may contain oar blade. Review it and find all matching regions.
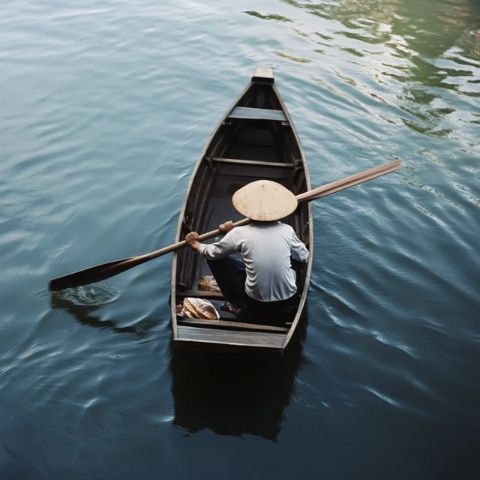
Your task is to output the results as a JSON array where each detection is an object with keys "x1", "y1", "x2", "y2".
[
  {"x1": 316, "y1": 159, "x2": 401, "y2": 199},
  {"x1": 298, "y1": 159, "x2": 401, "y2": 202},
  {"x1": 49, "y1": 257, "x2": 142, "y2": 291}
]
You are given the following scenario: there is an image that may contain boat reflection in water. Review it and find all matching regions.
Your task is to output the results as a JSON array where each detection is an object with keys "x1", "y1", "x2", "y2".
[{"x1": 170, "y1": 311, "x2": 307, "y2": 441}]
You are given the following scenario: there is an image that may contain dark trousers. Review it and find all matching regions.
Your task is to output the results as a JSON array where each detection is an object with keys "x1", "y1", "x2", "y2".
[
  {"x1": 207, "y1": 257, "x2": 302, "y2": 312},
  {"x1": 207, "y1": 256, "x2": 246, "y2": 308}
]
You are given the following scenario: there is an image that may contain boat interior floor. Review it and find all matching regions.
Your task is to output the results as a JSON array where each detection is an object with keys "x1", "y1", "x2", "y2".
[{"x1": 176, "y1": 116, "x2": 304, "y2": 331}]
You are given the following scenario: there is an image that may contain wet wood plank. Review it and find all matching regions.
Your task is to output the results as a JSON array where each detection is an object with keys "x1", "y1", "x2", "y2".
[
  {"x1": 176, "y1": 326, "x2": 285, "y2": 348},
  {"x1": 229, "y1": 106, "x2": 286, "y2": 122},
  {"x1": 212, "y1": 157, "x2": 294, "y2": 169},
  {"x1": 178, "y1": 317, "x2": 289, "y2": 333}
]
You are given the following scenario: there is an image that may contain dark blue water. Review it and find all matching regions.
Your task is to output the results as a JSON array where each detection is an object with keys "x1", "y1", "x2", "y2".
[{"x1": 1, "y1": 1, "x2": 479, "y2": 479}]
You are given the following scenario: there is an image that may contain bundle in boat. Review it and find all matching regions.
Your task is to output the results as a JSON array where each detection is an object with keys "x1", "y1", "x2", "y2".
[{"x1": 179, "y1": 297, "x2": 220, "y2": 320}]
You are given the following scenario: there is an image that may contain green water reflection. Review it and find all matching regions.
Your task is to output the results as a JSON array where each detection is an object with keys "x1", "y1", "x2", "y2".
[{"x1": 248, "y1": 0, "x2": 480, "y2": 136}]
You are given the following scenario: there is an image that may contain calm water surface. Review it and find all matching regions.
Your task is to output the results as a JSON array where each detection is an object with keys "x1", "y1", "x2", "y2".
[{"x1": 1, "y1": 1, "x2": 479, "y2": 479}]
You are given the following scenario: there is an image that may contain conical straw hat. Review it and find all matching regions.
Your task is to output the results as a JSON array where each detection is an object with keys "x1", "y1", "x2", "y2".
[{"x1": 232, "y1": 180, "x2": 298, "y2": 221}]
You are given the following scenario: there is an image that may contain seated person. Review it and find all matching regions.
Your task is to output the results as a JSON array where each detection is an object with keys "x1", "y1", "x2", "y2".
[{"x1": 185, "y1": 180, "x2": 309, "y2": 317}]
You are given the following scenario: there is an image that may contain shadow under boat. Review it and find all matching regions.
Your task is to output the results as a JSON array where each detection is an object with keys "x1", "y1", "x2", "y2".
[{"x1": 170, "y1": 307, "x2": 308, "y2": 441}]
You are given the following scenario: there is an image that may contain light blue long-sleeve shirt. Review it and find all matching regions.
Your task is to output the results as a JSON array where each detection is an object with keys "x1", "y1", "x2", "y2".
[{"x1": 198, "y1": 222, "x2": 309, "y2": 302}]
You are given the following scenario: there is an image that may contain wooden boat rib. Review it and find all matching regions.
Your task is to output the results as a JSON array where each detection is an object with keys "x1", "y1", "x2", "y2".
[{"x1": 171, "y1": 68, "x2": 313, "y2": 354}]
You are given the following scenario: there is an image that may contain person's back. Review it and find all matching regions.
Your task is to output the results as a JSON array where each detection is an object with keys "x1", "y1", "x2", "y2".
[{"x1": 225, "y1": 222, "x2": 308, "y2": 302}]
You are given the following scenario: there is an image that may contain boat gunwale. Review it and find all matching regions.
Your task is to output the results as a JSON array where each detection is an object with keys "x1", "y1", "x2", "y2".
[{"x1": 271, "y1": 81, "x2": 313, "y2": 350}]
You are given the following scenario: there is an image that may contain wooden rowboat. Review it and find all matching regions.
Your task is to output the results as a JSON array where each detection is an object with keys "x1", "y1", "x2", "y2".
[{"x1": 171, "y1": 68, "x2": 313, "y2": 354}]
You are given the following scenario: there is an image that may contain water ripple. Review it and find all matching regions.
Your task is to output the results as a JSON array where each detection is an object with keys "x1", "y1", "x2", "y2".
[{"x1": 1, "y1": 0, "x2": 479, "y2": 477}]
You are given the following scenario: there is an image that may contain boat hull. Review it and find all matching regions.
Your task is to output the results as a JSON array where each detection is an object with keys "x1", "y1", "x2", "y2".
[{"x1": 171, "y1": 69, "x2": 313, "y2": 354}]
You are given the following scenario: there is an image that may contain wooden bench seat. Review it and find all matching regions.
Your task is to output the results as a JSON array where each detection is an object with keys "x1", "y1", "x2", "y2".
[
  {"x1": 176, "y1": 325, "x2": 286, "y2": 349},
  {"x1": 177, "y1": 317, "x2": 289, "y2": 333},
  {"x1": 228, "y1": 106, "x2": 287, "y2": 122},
  {"x1": 211, "y1": 157, "x2": 295, "y2": 169}
]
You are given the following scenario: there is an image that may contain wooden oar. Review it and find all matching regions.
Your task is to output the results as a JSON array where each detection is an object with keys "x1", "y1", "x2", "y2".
[{"x1": 49, "y1": 159, "x2": 401, "y2": 291}]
